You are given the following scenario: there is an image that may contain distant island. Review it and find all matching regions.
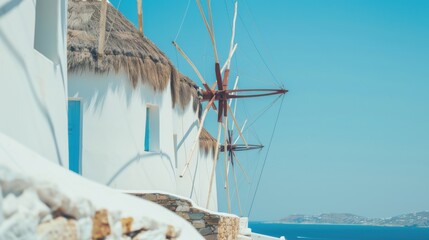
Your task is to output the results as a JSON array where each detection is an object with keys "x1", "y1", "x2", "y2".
[{"x1": 279, "y1": 211, "x2": 429, "y2": 227}]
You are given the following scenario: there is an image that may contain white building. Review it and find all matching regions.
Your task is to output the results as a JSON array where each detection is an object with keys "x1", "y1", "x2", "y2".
[
  {"x1": 0, "y1": 1, "x2": 286, "y2": 239},
  {"x1": 0, "y1": 1, "x2": 205, "y2": 238},
  {"x1": 0, "y1": 0, "x2": 69, "y2": 167},
  {"x1": 67, "y1": 0, "x2": 218, "y2": 211}
]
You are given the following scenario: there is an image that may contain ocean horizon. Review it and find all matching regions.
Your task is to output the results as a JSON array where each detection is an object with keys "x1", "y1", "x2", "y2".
[{"x1": 249, "y1": 222, "x2": 429, "y2": 240}]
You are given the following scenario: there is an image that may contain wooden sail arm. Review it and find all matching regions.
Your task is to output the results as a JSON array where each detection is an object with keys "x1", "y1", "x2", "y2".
[
  {"x1": 172, "y1": 41, "x2": 213, "y2": 94},
  {"x1": 215, "y1": 63, "x2": 223, "y2": 91},
  {"x1": 196, "y1": 0, "x2": 219, "y2": 63},
  {"x1": 228, "y1": 88, "x2": 288, "y2": 96},
  {"x1": 220, "y1": 144, "x2": 264, "y2": 152},
  {"x1": 227, "y1": 91, "x2": 287, "y2": 98},
  {"x1": 201, "y1": 88, "x2": 288, "y2": 101}
]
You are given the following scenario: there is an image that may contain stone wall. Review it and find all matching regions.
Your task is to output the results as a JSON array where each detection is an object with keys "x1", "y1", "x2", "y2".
[{"x1": 130, "y1": 192, "x2": 240, "y2": 240}]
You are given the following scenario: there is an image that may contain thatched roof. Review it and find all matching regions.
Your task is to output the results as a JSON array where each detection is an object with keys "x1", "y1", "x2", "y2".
[
  {"x1": 199, "y1": 128, "x2": 217, "y2": 156},
  {"x1": 176, "y1": 74, "x2": 200, "y2": 113},
  {"x1": 67, "y1": 0, "x2": 198, "y2": 111}
]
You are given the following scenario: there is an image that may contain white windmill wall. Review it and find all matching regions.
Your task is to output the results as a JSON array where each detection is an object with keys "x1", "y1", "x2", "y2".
[
  {"x1": 68, "y1": 71, "x2": 217, "y2": 211},
  {"x1": 173, "y1": 108, "x2": 218, "y2": 211},
  {"x1": 0, "y1": 0, "x2": 69, "y2": 167},
  {"x1": 68, "y1": 72, "x2": 176, "y2": 192}
]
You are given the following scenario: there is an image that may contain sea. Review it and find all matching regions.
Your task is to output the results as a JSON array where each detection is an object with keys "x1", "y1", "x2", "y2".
[{"x1": 249, "y1": 222, "x2": 429, "y2": 240}]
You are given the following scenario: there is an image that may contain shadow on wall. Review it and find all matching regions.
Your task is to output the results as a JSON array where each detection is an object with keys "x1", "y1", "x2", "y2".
[
  {"x1": 0, "y1": 29, "x2": 65, "y2": 166},
  {"x1": 106, "y1": 151, "x2": 174, "y2": 187},
  {"x1": 0, "y1": 0, "x2": 23, "y2": 17},
  {"x1": 71, "y1": 73, "x2": 122, "y2": 116},
  {"x1": 71, "y1": 72, "x2": 167, "y2": 117},
  {"x1": 177, "y1": 120, "x2": 199, "y2": 152}
]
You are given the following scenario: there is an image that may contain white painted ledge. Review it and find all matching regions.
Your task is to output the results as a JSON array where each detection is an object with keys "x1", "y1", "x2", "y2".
[{"x1": 0, "y1": 132, "x2": 203, "y2": 239}]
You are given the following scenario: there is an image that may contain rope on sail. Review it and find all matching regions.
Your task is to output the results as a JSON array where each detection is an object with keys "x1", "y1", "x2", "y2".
[
  {"x1": 174, "y1": 0, "x2": 192, "y2": 41},
  {"x1": 236, "y1": 7, "x2": 283, "y2": 87},
  {"x1": 241, "y1": 94, "x2": 283, "y2": 135},
  {"x1": 247, "y1": 94, "x2": 285, "y2": 217}
]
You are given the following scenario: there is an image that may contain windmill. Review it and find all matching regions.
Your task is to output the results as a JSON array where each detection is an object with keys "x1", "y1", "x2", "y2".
[
  {"x1": 173, "y1": 0, "x2": 287, "y2": 212},
  {"x1": 219, "y1": 120, "x2": 264, "y2": 215}
]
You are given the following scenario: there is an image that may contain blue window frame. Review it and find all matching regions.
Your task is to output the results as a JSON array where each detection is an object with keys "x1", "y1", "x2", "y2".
[
  {"x1": 144, "y1": 105, "x2": 160, "y2": 152},
  {"x1": 68, "y1": 99, "x2": 82, "y2": 174}
]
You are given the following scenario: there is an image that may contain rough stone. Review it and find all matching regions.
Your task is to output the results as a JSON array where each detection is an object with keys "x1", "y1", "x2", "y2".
[
  {"x1": 192, "y1": 220, "x2": 205, "y2": 229},
  {"x1": 205, "y1": 215, "x2": 220, "y2": 225},
  {"x1": 37, "y1": 217, "x2": 78, "y2": 240},
  {"x1": 129, "y1": 192, "x2": 240, "y2": 240},
  {"x1": 92, "y1": 209, "x2": 111, "y2": 239},
  {"x1": 198, "y1": 227, "x2": 212, "y2": 236},
  {"x1": 204, "y1": 234, "x2": 217, "y2": 240},
  {"x1": 189, "y1": 212, "x2": 205, "y2": 220},
  {"x1": 121, "y1": 217, "x2": 134, "y2": 234},
  {"x1": 142, "y1": 194, "x2": 157, "y2": 201},
  {"x1": 176, "y1": 205, "x2": 190, "y2": 212},
  {"x1": 166, "y1": 225, "x2": 176, "y2": 239},
  {"x1": 191, "y1": 208, "x2": 204, "y2": 213},
  {"x1": 156, "y1": 195, "x2": 169, "y2": 200}
]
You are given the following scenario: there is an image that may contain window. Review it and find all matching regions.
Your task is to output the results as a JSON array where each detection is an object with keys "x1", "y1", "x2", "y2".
[
  {"x1": 144, "y1": 106, "x2": 159, "y2": 152},
  {"x1": 68, "y1": 98, "x2": 82, "y2": 174},
  {"x1": 34, "y1": 0, "x2": 59, "y2": 62}
]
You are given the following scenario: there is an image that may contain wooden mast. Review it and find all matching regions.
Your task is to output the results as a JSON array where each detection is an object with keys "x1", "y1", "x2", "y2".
[
  {"x1": 98, "y1": 0, "x2": 108, "y2": 57},
  {"x1": 137, "y1": 0, "x2": 144, "y2": 36}
]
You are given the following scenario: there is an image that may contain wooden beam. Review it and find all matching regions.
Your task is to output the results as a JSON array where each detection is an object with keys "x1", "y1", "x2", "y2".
[
  {"x1": 98, "y1": 0, "x2": 108, "y2": 57},
  {"x1": 137, "y1": 0, "x2": 143, "y2": 36}
]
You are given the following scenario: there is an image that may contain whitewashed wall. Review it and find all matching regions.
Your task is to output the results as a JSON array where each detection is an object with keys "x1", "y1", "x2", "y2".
[
  {"x1": 174, "y1": 106, "x2": 218, "y2": 211},
  {"x1": 0, "y1": 0, "x2": 69, "y2": 167},
  {"x1": 68, "y1": 71, "x2": 218, "y2": 211}
]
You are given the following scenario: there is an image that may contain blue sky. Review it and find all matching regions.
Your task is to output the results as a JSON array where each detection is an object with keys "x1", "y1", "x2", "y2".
[{"x1": 110, "y1": 0, "x2": 429, "y2": 220}]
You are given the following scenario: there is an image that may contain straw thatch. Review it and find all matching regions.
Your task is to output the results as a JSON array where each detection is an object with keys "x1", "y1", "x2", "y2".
[
  {"x1": 67, "y1": 0, "x2": 198, "y2": 111},
  {"x1": 177, "y1": 74, "x2": 200, "y2": 113},
  {"x1": 199, "y1": 128, "x2": 217, "y2": 156}
]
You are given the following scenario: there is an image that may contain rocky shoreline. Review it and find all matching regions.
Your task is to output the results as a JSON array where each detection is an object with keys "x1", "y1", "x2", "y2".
[{"x1": 279, "y1": 212, "x2": 429, "y2": 228}]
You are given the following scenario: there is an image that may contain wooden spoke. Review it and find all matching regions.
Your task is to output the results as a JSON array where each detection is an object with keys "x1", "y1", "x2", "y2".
[
  {"x1": 207, "y1": 0, "x2": 219, "y2": 63},
  {"x1": 211, "y1": 81, "x2": 217, "y2": 91},
  {"x1": 232, "y1": 162, "x2": 243, "y2": 216},
  {"x1": 225, "y1": 88, "x2": 288, "y2": 99},
  {"x1": 227, "y1": 104, "x2": 248, "y2": 147},
  {"x1": 221, "y1": 43, "x2": 237, "y2": 74},
  {"x1": 225, "y1": 1, "x2": 239, "y2": 74},
  {"x1": 229, "y1": 1, "x2": 238, "y2": 71},
  {"x1": 172, "y1": 41, "x2": 211, "y2": 91},
  {"x1": 234, "y1": 154, "x2": 250, "y2": 184},
  {"x1": 228, "y1": 76, "x2": 240, "y2": 108},
  {"x1": 196, "y1": 0, "x2": 219, "y2": 63},
  {"x1": 234, "y1": 119, "x2": 247, "y2": 144}
]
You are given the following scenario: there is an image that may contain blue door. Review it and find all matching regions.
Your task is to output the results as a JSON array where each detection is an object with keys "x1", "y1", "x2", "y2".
[{"x1": 68, "y1": 99, "x2": 82, "y2": 174}]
